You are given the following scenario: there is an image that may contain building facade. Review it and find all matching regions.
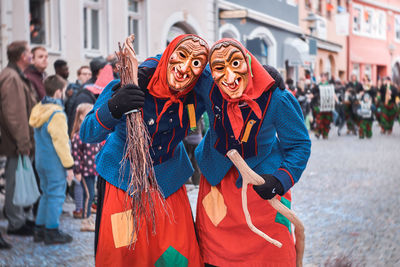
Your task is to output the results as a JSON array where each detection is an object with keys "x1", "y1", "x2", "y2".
[
  {"x1": 298, "y1": 0, "x2": 347, "y2": 83},
  {"x1": 217, "y1": 0, "x2": 308, "y2": 83},
  {"x1": 0, "y1": 0, "x2": 215, "y2": 80},
  {"x1": 349, "y1": 0, "x2": 400, "y2": 85}
]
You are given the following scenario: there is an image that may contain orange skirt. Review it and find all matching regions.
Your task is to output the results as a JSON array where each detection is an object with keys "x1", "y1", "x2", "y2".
[
  {"x1": 196, "y1": 168, "x2": 296, "y2": 267},
  {"x1": 96, "y1": 181, "x2": 202, "y2": 267}
]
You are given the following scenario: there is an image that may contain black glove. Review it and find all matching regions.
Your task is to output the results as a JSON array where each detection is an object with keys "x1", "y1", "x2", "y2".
[
  {"x1": 253, "y1": 174, "x2": 284, "y2": 200},
  {"x1": 107, "y1": 83, "x2": 145, "y2": 119}
]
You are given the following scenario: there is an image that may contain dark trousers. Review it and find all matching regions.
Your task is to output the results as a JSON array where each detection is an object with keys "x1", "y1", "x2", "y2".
[
  {"x1": 94, "y1": 176, "x2": 106, "y2": 256},
  {"x1": 183, "y1": 142, "x2": 201, "y2": 185}
]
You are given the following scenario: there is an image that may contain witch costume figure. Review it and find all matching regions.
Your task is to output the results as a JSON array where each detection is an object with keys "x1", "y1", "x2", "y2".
[
  {"x1": 193, "y1": 39, "x2": 311, "y2": 266},
  {"x1": 80, "y1": 34, "x2": 209, "y2": 266}
]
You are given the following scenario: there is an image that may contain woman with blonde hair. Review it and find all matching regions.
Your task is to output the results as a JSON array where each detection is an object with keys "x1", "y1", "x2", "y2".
[{"x1": 71, "y1": 103, "x2": 101, "y2": 231}]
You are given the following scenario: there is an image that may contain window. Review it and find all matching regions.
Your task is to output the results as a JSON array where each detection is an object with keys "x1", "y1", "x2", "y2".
[
  {"x1": 363, "y1": 7, "x2": 373, "y2": 35},
  {"x1": 127, "y1": 0, "x2": 146, "y2": 58},
  {"x1": 395, "y1": 15, "x2": 400, "y2": 42},
  {"x1": 376, "y1": 10, "x2": 386, "y2": 39},
  {"x1": 317, "y1": 0, "x2": 323, "y2": 15},
  {"x1": 30, "y1": 0, "x2": 47, "y2": 44},
  {"x1": 364, "y1": 64, "x2": 372, "y2": 80},
  {"x1": 83, "y1": 1, "x2": 101, "y2": 51},
  {"x1": 353, "y1": 4, "x2": 362, "y2": 33},
  {"x1": 127, "y1": 0, "x2": 140, "y2": 53},
  {"x1": 29, "y1": 0, "x2": 61, "y2": 51},
  {"x1": 352, "y1": 4, "x2": 386, "y2": 40},
  {"x1": 246, "y1": 38, "x2": 268, "y2": 65},
  {"x1": 305, "y1": 0, "x2": 312, "y2": 10},
  {"x1": 352, "y1": 63, "x2": 360, "y2": 80}
]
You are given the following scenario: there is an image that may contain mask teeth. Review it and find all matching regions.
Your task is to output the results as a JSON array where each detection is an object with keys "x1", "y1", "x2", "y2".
[
  {"x1": 183, "y1": 74, "x2": 187, "y2": 79},
  {"x1": 235, "y1": 79, "x2": 239, "y2": 85}
]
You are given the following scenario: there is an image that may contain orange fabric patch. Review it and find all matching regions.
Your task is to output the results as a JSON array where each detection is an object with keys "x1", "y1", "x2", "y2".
[
  {"x1": 110, "y1": 209, "x2": 137, "y2": 248},
  {"x1": 202, "y1": 186, "x2": 227, "y2": 227}
]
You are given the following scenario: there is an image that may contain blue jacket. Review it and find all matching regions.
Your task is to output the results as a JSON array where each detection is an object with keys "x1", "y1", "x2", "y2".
[
  {"x1": 194, "y1": 66, "x2": 311, "y2": 194},
  {"x1": 80, "y1": 57, "x2": 206, "y2": 198}
]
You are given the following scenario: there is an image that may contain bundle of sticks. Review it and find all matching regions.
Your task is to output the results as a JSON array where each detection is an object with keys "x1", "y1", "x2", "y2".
[{"x1": 116, "y1": 35, "x2": 166, "y2": 245}]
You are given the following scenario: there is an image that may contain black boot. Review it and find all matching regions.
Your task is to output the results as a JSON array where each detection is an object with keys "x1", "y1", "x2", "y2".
[
  {"x1": 33, "y1": 225, "x2": 45, "y2": 242},
  {"x1": 0, "y1": 232, "x2": 12, "y2": 249},
  {"x1": 44, "y1": 228, "x2": 73, "y2": 245}
]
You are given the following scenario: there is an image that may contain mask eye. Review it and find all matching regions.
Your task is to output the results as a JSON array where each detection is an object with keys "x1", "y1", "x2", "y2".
[
  {"x1": 215, "y1": 66, "x2": 224, "y2": 71},
  {"x1": 179, "y1": 52, "x2": 186, "y2": 58},
  {"x1": 232, "y1": 60, "x2": 240, "y2": 67},
  {"x1": 192, "y1": 59, "x2": 201, "y2": 68}
]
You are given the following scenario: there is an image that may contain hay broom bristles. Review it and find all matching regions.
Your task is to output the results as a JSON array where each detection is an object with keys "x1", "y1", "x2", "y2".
[{"x1": 116, "y1": 34, "x2": 166, "y2": 247}]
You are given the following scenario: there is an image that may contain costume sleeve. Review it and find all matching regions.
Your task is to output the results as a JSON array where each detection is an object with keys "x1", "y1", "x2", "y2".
[
  {"x1": 47, "y1": 112, "x2": 74, "y2": 168},
  {"x1": 272, "y1": 89, "x2": 311, "y2": 194},
  {"x1": 79, "y1": 79, "x2": 121, "y2": 143},
  {"x1": 80, "y1": 63, "x2": 157, "y2": 144},
  {"x1": 71, "y1": 134, "x2": 83, "y2": 175},
  {"x1": 1, "y1": 75, "x2": 31, "y2": 154}
]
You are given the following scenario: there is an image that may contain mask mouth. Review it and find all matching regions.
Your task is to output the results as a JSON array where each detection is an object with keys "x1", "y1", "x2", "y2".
[
  {"x1": 221, "y1": 77, "x2": 241, "y2": 92},
  {"x1": 172, "y1": 66, "x2": 190, "y2": 83}
]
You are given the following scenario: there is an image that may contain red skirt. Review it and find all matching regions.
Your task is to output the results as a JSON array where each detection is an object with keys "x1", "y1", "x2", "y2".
[
  {"x1": 196, "y1": 168, "x2": 296, "y2": 267},
  {"x1": 96, "y1": 181, "x2": 202, "y2": 267}
]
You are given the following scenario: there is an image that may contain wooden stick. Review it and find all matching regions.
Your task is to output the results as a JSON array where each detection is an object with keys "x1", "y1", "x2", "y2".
[{"x1": 226, "y1": 149, "x2": 304, "y2": 267}]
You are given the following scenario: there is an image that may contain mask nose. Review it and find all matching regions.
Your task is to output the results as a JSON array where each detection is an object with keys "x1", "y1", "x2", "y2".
[
  {"x1": 180, "y1": 58, "x2": 191, "y2": 73},
  {"x1": 225, "y1": 67, "x2": 236, "y2": 84}
]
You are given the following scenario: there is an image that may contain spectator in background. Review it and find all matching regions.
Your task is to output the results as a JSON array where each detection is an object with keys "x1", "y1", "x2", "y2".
[
  {"x1": 54, "y1": 59, "x2": 69, "y2": 81},
  {"x1": 66, "y1": 59, "x2": 111, "y2": 136},
  {"x1": 29, "y1": 75, "x2": 74, "y2": 245},
  {"x1": 65, "y1": 65, "x2": 92, "y2": 132},
  {"x1": 285, "y1": 77, "x2": 296, "y2": 96},
  {"x1": 25, "y1": 46, "x2": 48, "y2": 101},
  {"x1": 85, "y1": 56, "x2": 107, "y2": 87},
  {"x1": 65, "y1": 65, "x2": 92, "y2": 98},
  {"x1": 70, "y1": 103, "x2": 100, "y2": 231},
  {"x1": 106, "y1": 54, "x2": 119, "y2": 79},
  {"x1": 0, "y1": 41, "x2": 38, "y2": 236}
]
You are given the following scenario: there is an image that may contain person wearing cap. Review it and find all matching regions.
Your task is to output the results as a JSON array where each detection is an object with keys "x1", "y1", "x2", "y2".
[
  {"x1": 193, "y1": 38, "x2": 311, "y2": 266},
  {"x1": 80, "y1": 34, "x2": 209, "y2": 266}
]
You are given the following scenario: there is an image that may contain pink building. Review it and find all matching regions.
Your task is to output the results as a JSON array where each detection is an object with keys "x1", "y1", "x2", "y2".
[
  {"x1": 349, "y1": 0, "x2": 400, "y2": 85},
  {"x1": 298, "y1": 0, "x2": 348, "y2": 83}
]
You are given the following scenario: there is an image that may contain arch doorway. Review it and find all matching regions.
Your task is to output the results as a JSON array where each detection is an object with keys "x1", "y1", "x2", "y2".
[{"x1": 166, "y1": 22, "x2": 197, "y2": 46}]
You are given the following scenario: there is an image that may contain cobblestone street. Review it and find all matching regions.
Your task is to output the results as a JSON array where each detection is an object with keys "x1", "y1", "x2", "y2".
[{"x1": 0, "y1": 123, "x2": 399, "y2": 266}]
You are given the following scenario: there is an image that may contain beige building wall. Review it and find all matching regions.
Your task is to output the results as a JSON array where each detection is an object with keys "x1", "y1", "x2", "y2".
[{"x1": 0, "y1": 0, "x2": 214, "y2": 81}]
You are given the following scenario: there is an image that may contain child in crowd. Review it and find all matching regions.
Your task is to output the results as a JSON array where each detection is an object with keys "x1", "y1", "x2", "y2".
[
  {"x1": 71, "y1": 103, "x2": 100, "y2": 231},
  {"x1": 29, "y1": 75, "x2": 74, "y2": 245}
]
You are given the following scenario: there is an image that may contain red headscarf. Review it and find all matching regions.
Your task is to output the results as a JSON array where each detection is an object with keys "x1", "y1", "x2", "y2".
[
  {"x1": 147, "y1": 34, "x2": 209, "y2": 127},
  {"x1": 210, "y1": 38, "x2": 275, "y2": 140}
]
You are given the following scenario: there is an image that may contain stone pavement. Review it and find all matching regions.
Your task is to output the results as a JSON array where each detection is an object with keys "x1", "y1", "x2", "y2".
[{"x1": 0, "y1": 122, "x2": 399, "y2": 266}]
